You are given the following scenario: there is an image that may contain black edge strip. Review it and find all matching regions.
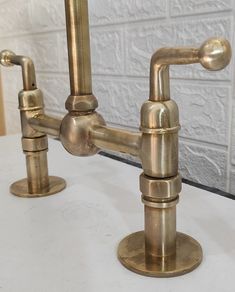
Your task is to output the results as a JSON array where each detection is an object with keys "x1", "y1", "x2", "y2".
[{"x1": 99, "y1": 151, "x2": 235, "y2": 201}]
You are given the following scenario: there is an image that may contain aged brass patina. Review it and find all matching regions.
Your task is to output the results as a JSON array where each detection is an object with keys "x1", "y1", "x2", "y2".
[{"x1": 0, "y1": 0, "x2": 231, "y2": 277}]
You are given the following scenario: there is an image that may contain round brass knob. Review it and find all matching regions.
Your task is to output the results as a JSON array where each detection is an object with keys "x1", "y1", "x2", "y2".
[
  {"x1": 199, "y1": 37, "x2": 232, "y2": 71},
  {"x1": 0, "y1": 50, "x2": 15, "y2": 67}
]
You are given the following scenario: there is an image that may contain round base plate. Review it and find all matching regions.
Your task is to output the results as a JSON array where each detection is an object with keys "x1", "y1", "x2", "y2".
[
  {"x1": 118, "y1": 231, "x2": 202, "y2": 277},
  {"x1": 10, "y1": 176, "x2": 66, "y2": 198}
]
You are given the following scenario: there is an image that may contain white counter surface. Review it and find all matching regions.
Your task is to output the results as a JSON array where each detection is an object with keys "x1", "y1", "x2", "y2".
[{"x1": 0, "y1": 134, "x2": 235, "y2": 292}]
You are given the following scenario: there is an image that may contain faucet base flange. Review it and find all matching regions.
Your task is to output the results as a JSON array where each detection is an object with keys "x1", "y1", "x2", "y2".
[
  {"x1": 118, "y1": 231, "x2": 202, "y2": 277},
  {"x1": 10, "y1": 176, "x2": 66, "y2": 198}
]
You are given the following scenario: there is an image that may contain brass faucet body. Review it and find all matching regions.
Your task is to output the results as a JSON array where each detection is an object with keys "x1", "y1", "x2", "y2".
[{"x1": 0, "y1": 0, "x2": 231, "y2": 277}]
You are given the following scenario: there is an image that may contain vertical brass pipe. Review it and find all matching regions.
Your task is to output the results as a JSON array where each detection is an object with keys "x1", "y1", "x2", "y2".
[
  {"x1": 64, "y1": 0, "x2": 92, "y2": 96},
  {"x1": 25, "y1": 150, "x2": 49, "y2": 194},
  {"x1": 145, "y1": 205, "x2": 176, "y2": 258}
]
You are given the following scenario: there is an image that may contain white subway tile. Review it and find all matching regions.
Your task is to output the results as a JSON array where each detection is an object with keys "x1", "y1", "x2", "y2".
[
  {"x1": 93, "y1": 78, "x2": 146, "y2": 127},
  {"x1": 172, "y1": 83, "x2": 229, "y2": 146},
  {"x1": 30, "y1": 0, "x2": 65, "y2": 31},
  {"x1": 170, "y1": 0, "x2": 232, "y2": 16},
  {"x1": 57, "y1": 32, "x2": 69, "y2": 72},
  {"x1": 15, "y1": 34, "x2": 59, "y2": 72},
  {"x1": 179, "y1": 142, "x2": 227, "y2": 190},
  {"x1": 37, "y1": 73, "x2": 69, "y2": 113},
  {"x1": 4, "y1": 101, "x2": 21, "y2": 134},
  {"x1": 89, "y1": 0, "x2": 166, "y2": 25},
  {"x1": 91, "y1": 27, "x2": 124, "y2": 75},
  {"x1": 0, "y1": 0, "x2": 31, "y2": 36}
]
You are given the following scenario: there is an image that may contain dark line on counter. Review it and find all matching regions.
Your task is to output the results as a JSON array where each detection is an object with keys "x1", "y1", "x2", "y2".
[{"x1": 99, "y1": 151, "x2": 235, "y2": 201}]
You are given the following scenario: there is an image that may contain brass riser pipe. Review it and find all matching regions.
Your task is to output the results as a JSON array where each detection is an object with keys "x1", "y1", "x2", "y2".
[
  {"x1": 145, "y1": 205, "x2": 176, "y2": 258},
  {"x1": 65, "y1": 0, "x2": 92, "y2": 96},
  {"x1": 25, "y1": 150, "x2": 49, "y2": 194}
]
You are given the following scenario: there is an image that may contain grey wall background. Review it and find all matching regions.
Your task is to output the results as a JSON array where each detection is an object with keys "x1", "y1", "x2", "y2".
[{"x1": 0, "y1": 0, "x2": 234, "y2": 194}]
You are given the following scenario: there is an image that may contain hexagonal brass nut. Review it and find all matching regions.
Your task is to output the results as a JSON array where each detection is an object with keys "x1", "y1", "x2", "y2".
[
  {"x1": 65, "y1": 94, "x2": 98, "y2": 112},
  {"x1": 140, "y1": 173, "x2": 181, "y2": 200},
  {"x1": 22, "y1": 136, "x2": 48, "y2": 152}
]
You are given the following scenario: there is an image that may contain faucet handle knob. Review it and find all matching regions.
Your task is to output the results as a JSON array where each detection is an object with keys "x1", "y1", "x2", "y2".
[
  {"x1": 198, "y1": 38, "x2": 231, "y2": 71},
  {"x1": 0, "y1": 50, "x2": 15, "y2": 67},
  {"x1": 150, "y1": 37, "x2": 232, "y2": 101}
]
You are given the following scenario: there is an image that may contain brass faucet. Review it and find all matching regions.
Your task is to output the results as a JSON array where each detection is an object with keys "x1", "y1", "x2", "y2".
[{"x1": 0, "y1": 0, "x2": 231, "y2": 277}]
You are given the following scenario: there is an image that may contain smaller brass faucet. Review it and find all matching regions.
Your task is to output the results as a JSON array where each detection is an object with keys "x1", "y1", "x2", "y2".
[{"x1": 0, "y1": 0, "x2": 231, "y2": 278}]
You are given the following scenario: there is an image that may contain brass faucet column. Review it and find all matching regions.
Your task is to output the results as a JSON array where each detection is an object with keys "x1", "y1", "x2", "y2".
[
  {"x1": 0, "y1": 50, "x2": 66, "y2": 197},
  {"x1": 118, "y1": 96, "x2": 201, "y2": 277},
  {"x1": 118, "y1": 38, "x2": 231, "y2": 277}
]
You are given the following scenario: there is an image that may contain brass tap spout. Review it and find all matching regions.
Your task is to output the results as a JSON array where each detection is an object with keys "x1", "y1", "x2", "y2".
[{"x1": 150, "y1": 38, "x2": 231, "y2": 101}]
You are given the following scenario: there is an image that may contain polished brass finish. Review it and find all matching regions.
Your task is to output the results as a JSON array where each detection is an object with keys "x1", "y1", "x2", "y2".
[
  {"x1": 10, "y1": 176, "x2": 66, "y2": 198},
  {"x1": 0, "y1": 0, "x2": 232, "y2": 278},
  {"x1": 118, "y1": 231, "x2": 203, "y2": 277}
]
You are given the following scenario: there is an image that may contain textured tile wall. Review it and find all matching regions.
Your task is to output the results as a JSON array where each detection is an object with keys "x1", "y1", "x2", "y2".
[{"x1": 0, "y1": 0, "x2": 234, "y2": 194}]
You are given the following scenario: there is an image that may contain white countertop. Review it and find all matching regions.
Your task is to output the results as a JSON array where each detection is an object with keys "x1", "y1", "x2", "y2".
[{"x1": 0, "y1": 134, "x2": 235, "y2": 292}]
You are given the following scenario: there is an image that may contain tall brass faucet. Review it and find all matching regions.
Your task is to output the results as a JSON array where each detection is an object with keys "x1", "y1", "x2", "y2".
[{"x1": 0, "y1": 0, "x2": 231, "y2": 277}]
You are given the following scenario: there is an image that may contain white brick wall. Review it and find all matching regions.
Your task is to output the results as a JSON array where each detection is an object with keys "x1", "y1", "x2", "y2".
[{"x1": 0, "y1": 0, "x2": 234, "y2": 194}]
